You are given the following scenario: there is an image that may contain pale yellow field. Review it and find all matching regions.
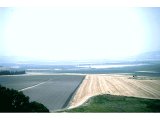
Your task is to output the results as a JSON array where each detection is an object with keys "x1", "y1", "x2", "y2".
[{"x1": 69, "y1": 74, "x2": 160, "y2": 108}]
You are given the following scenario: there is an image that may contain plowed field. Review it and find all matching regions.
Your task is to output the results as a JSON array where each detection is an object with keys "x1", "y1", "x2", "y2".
[{"x1": 69, "y1": 74, "x2": 160, "y2": 108}]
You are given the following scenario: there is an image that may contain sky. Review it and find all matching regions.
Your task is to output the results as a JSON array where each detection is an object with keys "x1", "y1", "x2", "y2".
[{"x1": 0, "y1": 7, "x2": 160, "y2": 61}]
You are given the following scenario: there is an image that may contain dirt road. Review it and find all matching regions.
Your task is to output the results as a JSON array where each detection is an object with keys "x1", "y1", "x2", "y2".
[{"x1": 69, "y1": 74, "x2": 160, "y2": 108}]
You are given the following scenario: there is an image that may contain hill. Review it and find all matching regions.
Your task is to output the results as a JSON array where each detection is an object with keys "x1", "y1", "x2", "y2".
[{"x1": 63, "y1": 94, "x2": 160, "y2": 112}]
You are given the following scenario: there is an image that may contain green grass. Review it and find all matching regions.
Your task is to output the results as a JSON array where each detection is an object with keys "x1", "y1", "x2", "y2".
[{"x1": 63, "y1": 94, "x2": 160, "y2": 112}]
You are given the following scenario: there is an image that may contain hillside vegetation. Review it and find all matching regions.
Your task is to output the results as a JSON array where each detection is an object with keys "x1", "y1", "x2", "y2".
[
  {"x1": 64, "y1": 94, "x2": 160, "y2": 112},
  {"x1": 0, "y1": 85, "x2": 49, "y2": 112}
]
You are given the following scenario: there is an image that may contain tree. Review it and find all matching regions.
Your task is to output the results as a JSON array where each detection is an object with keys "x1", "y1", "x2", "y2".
[{"x1": 0, "y1": 85, "x2": 49, "y2": 112}]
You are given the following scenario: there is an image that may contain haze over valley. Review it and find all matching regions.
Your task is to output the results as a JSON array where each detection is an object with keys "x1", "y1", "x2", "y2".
[{"x1": 0, "y1": 7, "x2": 160, "y2": 112}]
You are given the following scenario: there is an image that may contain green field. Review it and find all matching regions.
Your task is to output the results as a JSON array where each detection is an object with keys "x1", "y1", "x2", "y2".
[{"x1": 63, "y1": 94, "x2": 160, "y2": 112}]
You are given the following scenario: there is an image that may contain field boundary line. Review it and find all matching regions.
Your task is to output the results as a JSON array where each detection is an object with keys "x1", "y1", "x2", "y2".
[{"x1": 66, "y1": 75, "x2": 87, "y2": 109}]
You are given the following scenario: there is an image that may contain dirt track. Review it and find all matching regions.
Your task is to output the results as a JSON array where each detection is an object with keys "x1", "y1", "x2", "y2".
[{"x1": 69, "y1": 74, "x2": 160, "y2": 108}]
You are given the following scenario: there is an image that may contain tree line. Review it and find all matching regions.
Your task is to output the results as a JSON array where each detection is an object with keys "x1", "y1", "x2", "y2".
[{"x1": 0, "y1": 70, "x2": 26, "y2": 75}]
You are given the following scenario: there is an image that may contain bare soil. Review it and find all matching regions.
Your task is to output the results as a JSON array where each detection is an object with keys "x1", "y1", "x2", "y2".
[{"x1": 69, "y1": 74, "x2": 160, "y2": 108}]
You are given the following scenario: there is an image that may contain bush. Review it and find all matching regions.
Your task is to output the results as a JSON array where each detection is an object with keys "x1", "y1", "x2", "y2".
[{"x1": 0, "y1": 85, "x2": 49, "y2": 112}]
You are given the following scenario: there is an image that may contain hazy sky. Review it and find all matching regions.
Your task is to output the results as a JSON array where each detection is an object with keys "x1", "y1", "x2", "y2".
[{"x1": 0, "y1": 7, "x2": 160, "y2": 60}]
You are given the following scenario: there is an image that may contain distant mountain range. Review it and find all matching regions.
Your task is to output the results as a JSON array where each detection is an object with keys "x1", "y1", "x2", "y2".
[
  {"x1": 0, "y1": 51, "x2": 160, "y2": 65},
  {"x1": 131, "y1": 51, "x2": 160, "y2": 61}
]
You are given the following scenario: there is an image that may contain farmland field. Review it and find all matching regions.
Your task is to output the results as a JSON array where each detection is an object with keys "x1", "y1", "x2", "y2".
[
  {"x1": 69, "y1": 74, "x2": 160, "y2": 109},
  {"x1": 25, "y1": 61, "x2": 160, "y2": 77},
  {"x1": 0, "y1": 74, "x2": 85, "y2": 111}
]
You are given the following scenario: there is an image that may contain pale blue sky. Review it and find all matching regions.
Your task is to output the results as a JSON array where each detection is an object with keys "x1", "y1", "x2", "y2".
[{"x1": 0, "y1": 7, "x2": 160, "y2": 60}]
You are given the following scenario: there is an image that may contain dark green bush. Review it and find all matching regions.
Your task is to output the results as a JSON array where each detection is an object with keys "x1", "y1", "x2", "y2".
[{"x1": 0, "y1": 85, "x2": 49, "y2": 112}]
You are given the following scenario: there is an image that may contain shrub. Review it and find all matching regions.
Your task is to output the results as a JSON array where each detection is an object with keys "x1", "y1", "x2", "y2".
[{"x1": 0, "y1": 85, "x2": 49, "y2": 112}]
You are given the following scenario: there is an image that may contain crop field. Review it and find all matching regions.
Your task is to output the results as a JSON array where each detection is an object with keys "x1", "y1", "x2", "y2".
[
  {"x1": 26, "y1": 62, "x2": 160, "y2": 77},
  {"x1": 0, "y1": 74, "x2": 85, "y2": 111},
  {"x1": 69, "y1": 74, "x2": 160, "y2": 109}
]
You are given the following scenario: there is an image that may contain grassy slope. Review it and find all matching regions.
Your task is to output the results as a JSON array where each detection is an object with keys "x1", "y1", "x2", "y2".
[{"x1": 63, "y1": 94, "x2": 160, "y2": 112}]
